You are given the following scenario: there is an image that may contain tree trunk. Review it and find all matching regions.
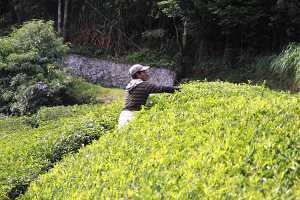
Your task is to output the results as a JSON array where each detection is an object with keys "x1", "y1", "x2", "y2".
[
  {"x1": 179, "y1": 18, "x2": 189, "y2": 79},
  {"x1": 12, "y1": 0, "x2": 21, "y2": 23},
  {"x1": 57, "y1": 0, "x2": 62, "y2": 35},
  {"x1": 182, "y1": 18, "x2": 188, "y2": 51},
  {"x1": 172, "y1": 17, "x2": 185, "y2": 80},
  {"x1": 223, "y1": 32, "x2": 235, "y2": 68},
  {"x1": 196, "y1": 39, "x2": 205, "y2": 64},
  {"x1": 63, "y1": 0, "x2": 70, "y2": 39}
]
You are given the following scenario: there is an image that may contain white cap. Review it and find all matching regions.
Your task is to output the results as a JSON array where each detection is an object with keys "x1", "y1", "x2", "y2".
[{"x1": 129, "y1": 64, "x2": 150, "y2": 76}]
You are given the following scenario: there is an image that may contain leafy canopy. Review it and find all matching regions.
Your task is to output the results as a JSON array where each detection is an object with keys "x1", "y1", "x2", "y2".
[{"x1": 0, "y1": 20, "x2": 69, "y2": 115}]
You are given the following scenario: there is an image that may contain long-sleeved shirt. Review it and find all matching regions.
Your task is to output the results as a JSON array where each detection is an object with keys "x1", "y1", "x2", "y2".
[{"x1": 123, "y1": 81, "x2": 175, "y2": 111}]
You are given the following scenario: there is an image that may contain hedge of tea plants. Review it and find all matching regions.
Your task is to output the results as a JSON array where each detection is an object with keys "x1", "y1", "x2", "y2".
[
  {"x1": 0, "y1": 102, "x2": 122, "y2": 199},
  {"x1": 0, "y1": 116, "x2": 33, "y2": 137},
  {"x1": 20, "y1": 82, "x2": 300, "y2": 199}
]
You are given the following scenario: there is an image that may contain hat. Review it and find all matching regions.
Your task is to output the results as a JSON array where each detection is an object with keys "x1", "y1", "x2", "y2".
[{"x1": 129, "y1": 64, "x2": 150, "y2": 76}]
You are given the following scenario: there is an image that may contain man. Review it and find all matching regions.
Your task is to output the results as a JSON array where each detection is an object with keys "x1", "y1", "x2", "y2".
[{"x1": 118, "y1": 64, "x2": 179, "y2": 128}]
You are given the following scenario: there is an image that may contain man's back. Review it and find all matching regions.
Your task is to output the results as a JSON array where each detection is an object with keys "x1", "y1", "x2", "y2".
[{"x1": 124, "y1": 81, "x2": 175, "y2": 111}]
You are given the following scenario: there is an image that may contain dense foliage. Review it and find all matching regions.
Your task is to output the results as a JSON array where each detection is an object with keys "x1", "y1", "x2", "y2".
[
  {"x1": 0, "y1": 102, "x2": 122, "y2": 199},
  {"x1": 271, "y1": 44, "x2": 300, "y2": 90},
  {"x1": 19, "y1": 82, "x2": 300, "y2": 199},
  {"x1": 0, "y1": 116, "x2": 33, "y2": 136},
  {"x1": 1, "y1": 0, "x2": 300, "y2": 77},
  {"x1": 0, "y1": 20, "x2": 69, "y2": 115}
]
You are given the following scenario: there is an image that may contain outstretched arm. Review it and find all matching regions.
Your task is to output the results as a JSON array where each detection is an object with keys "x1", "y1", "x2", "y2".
[{"x1": 144, "y1": 82, "x2": 179, "y2": 94}]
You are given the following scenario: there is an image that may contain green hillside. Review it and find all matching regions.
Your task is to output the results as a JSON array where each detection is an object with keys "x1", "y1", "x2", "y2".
[{"x1": 19, "y1": 82, "x2": 300, "y2": 199}]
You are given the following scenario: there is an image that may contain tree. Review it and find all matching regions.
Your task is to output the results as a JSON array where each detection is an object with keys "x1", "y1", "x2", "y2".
[
  {"x1": 157, "y1": 0, "x2": 190, "y2": 78},
  {"x1": 57, "y1": 0, "x2": 62, "y2": 35},
  {"x1": 0, "y1": 20, "x2": 69, "y2": 114},
  {"x1": 57, "y1": 0, "x2": 70, "y2": 39}
]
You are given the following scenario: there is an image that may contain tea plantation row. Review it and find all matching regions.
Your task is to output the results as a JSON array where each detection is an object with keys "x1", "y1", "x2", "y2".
[
  {"x1": 19, "y1": 82, "x2": 300, "y2": 199},
  {"x1": 0, "y1": 102, "x2": 122, "y2": 199},
  {"x1": 0, "y1": 116, "x2": 32, "y2": 137}
]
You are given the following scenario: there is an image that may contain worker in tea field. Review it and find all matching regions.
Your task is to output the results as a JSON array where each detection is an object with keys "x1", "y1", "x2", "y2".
[{"x1": 118, "y1": 64, "x2": 179, "y2": 128}]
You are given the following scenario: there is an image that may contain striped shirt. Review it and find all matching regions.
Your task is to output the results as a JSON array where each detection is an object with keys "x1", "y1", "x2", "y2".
[{"x1": 123, "y1": 81, "x2": 175, "y2": 111}]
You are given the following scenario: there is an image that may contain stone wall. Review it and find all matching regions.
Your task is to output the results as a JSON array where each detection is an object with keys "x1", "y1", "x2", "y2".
[{"x1": 63, "y1": 54, "x2": 176, "y2": 88}]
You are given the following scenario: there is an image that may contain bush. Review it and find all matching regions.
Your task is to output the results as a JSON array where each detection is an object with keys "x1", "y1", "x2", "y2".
[
  {"x1": 20, "y1": 82, "x2": 300, "y2": 199},
  {"x1": 0, "y1": 102, "x2": 122, "y2": 199},
  {"x1": 0, "y1": 20, "x2": 69, "y2": 115},
  {"x1": 34, "y1": 102, "x2": 122, "y2": 127},
  {"x1": 0, "y1": 116, "x2": 33, "y2": 137},
  {"x1": 271, "y1": 43, "x2": 300, "y2": 89}
]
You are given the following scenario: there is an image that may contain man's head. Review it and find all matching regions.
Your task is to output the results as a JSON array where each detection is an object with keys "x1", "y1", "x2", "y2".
[{"x1": 129, "y1": 64, "x2": 150, "y2": 81}]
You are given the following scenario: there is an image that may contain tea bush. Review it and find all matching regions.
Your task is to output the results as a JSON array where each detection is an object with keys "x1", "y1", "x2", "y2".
[
  {"x1": 0, "y1": 116, "x2": 32, "y2": 137},
  {"x1": 20, "y1": 82, "x2": 300, "y2": 199},
  {"x1": 0, "y1": 101, "x2": 122, "y2": 199}
]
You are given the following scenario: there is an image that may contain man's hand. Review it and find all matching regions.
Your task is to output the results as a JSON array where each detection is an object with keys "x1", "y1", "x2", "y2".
[{"x1": 174, "y1": 86, "x2": 181, "y2": 92}]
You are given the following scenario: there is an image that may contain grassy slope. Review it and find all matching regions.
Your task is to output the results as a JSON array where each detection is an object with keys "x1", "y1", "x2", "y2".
[
  {"x1": 20, "y1": 82, "x2": 300, "y2": 199},
  {"x1": 65, "y1": 78, "x2": 124, "y2": 104}
]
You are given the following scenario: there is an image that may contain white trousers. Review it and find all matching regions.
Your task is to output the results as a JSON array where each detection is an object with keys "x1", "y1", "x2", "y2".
[{"x1": 118, "y1": 110, "x2": 135, "y2": 129}]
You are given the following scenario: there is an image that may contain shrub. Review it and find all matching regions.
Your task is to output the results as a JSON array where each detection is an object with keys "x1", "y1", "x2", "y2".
[
  {"x1": 251, "y1": 55, "x2": 275, "y2": 75},
  {"x1": 34, "y1": 103, "x2": 120, "y2": 127},
  {"x1": 271, "y1": 43, "x2": 300, "y2": 88},
  {"x1": 0, "y1": 20, "x2": 69, "y2": 115},
  {"x1": 0, "y1": 116, "x2": 32, "y2": 137},
  {"x1": 0, "y1": 102, "x2": 122, "y2": 199},
  {"x1": 20, "y1": 82, "x2": 300, "y2": 199}
]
